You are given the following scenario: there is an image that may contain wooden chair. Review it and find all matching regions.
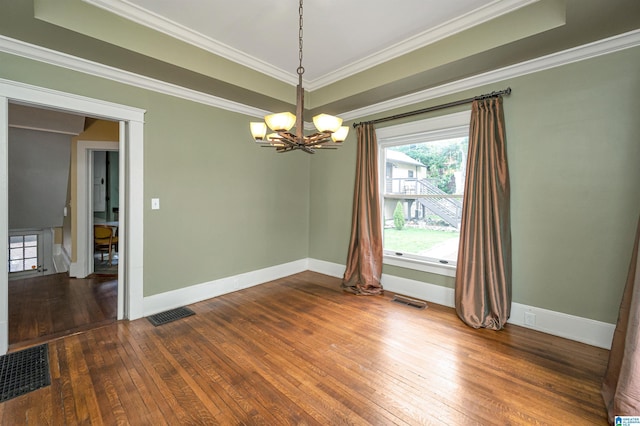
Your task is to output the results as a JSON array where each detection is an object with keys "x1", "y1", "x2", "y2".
[{"x1": 94, "y1": 224, "x2": 118, "y2": 266}]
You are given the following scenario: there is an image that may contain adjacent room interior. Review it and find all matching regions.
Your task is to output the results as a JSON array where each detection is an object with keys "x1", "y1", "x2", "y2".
[
  {"x1": 0, "y1": 0, "x2": 638, "y2": 423},
  {"x1": 7, "y1": 105, "x2": 119, "y2": 348}
]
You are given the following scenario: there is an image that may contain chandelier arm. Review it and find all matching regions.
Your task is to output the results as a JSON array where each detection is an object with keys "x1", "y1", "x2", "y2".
[
  {"x1": 269, "y1": 134, "x2": 297, "y2": 148},
  {"x1": 313, "y1": 143, "x2": 339, "y2": 148},
  {"x1": 276, "y1": 131, "x2": 298, "y2": 143},
  {"x1": 299, "y1": 132, "x2": 332, "y2": 146},
  {"x1": 276, "y1": 144, "x2": 315, "y2": 154}
]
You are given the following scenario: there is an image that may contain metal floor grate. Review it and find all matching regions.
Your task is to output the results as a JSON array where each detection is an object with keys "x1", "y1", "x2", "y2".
[
  {"x1": 391, "y1": 295, "x2": 428, "y2": 310},
  {"x1": 148, "y1": 306, "x2": 195, "y2": 326},
  {"x1": 0, "y1": 344, "x2": 51, "y2": 402}
]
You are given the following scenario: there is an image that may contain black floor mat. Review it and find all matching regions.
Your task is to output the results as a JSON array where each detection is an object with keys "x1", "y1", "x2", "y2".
[
  {"x1": 0, "y1": 344, "x2": 51, "y2": 402},
  {"x1": 148, "y1": 307, "x2": 195, "y2": 326}
]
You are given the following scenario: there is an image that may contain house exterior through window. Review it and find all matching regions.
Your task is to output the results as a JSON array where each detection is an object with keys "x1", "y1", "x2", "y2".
[{"x1": 377, "y1": 111, "x2": 470, "y2": 276}]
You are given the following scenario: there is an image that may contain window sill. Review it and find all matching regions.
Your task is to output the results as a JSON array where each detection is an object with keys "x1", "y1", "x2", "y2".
[{"x1": 383, "y1": 254, "x2": 457, "y2": 277}]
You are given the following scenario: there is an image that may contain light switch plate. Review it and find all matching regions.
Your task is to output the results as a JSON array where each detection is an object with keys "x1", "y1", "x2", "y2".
[{"x1": 151, "y1": 198, "x2": 160, "y2": 210}]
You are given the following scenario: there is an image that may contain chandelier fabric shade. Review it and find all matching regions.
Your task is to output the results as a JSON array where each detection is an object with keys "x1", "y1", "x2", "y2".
[{"x1": 248, "y1": 0, "x2": 348, "y2": 153}]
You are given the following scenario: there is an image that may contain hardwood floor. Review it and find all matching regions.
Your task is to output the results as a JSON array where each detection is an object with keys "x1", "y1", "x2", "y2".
[
  {"x1": 1, "y1": 271, "x2": 609, "y2": 425},
  {"x1": 8, "y1": 273, "x2": 117, "y2": 349}
]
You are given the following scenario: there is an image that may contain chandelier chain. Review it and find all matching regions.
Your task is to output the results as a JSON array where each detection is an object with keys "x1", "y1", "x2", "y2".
[{"x1": 298, "y1": 0, "x2": 304, "y2": 75}]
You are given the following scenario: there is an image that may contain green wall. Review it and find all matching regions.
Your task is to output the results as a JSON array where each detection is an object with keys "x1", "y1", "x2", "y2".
[
  {"x1": 0, "y1": 52, "x2": 311, "y2": 297},
  {"x1": 309, "y1": 46, "x2": 640, "y2": 324},
  {"x1": 142, "y1": 95, "x2": 311, "y2": 294},
  {"x1": 1, "y1": 41, "x2": 638, "y2": 323}
]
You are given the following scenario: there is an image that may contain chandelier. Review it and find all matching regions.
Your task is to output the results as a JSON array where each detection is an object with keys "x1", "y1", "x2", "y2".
[{"x1": 249, "y1": 0, "x2": 349, "y2": 154}]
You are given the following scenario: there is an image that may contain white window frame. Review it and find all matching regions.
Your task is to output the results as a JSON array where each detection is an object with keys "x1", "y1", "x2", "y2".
[
  {"x1": 8, "y1": 230, "x2": 42, "y2": 276},
  {"x1": 377, "y1": 111, "x2": 471, "y2": 277}
]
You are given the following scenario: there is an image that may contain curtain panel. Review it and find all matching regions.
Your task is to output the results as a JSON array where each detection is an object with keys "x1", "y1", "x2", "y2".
[
  {"x1": 455, "y1": 97, "x2": 512, "y2": 330},
  {"x1": 342, "y1": 123, "x2": 384, "y2": 295},
  {"x1": 602, "y1": 214, "x2": 640, "y2": 423}
]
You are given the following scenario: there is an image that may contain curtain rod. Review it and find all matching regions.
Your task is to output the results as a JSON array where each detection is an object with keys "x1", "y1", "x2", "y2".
[{"x1": 353, "y1": 87, "x2": 511, "y2": 128}]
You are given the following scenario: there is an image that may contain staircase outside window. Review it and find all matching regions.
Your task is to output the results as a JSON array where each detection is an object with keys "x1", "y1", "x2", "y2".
[{"x1": 378, "y1": 111, "x2": 470, "y2": 271}]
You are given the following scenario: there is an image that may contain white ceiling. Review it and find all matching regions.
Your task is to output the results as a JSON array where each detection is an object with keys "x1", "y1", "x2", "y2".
[{"x1": 84, "y1": 0, "x2": 536, "y2": 87}]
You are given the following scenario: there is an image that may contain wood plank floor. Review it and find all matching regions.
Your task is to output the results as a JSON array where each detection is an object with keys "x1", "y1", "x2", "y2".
[
  {"x1": 1, "y1": 271, "x2": 610, "y2": 425},
  {"x1": 8, "y1": 273, "x2": 117, "y2": 349}
]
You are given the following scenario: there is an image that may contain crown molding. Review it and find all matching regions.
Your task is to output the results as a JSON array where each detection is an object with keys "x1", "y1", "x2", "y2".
[
  {"x1": 0, "y1": 77, "x2": 145, "y2": 122},
  {"x1": 0, "y1": 29, "x2": 638, "y2": 122},
  {"x1": 82, "y1": 0, "x2": 297, "y2": 86},
  {"x1": 0, "y1": 35, "x2": 270, "y2": 119},
  {"x1": 307, "y1": 0, "x2": 537, "y2": 90},
  {"x1": 81, "y1": 0, "x2": 535, "y2": 90},
  {"x1": 340, "y1": 29, "x2": 640, "y2": 122}
]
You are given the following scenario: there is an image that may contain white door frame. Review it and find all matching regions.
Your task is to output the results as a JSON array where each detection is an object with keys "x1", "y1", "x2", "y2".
[
  {"x1": 0, "y1": 78, "x2": 145, "y2": 354},
  {"x1": 73, "y1": 141, "x2": 119, "y2": 279},
  {"x1": 75, "y1": 142, "x2": 126, "y2": 318}
]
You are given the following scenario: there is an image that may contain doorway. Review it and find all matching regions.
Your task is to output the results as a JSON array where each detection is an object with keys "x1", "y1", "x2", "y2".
[
  {"x1": 76, "y1": 140, "x2": 120, "y2": 279},
  {"x1": 0, "y1": 79, "x2": 145, "y2": 355},
  {"x1": 92, "y1": 148, "x2": 120, "y2": 276},
  {"x1": 7, "y1": 113, "x2": 120, "y2": 348}
]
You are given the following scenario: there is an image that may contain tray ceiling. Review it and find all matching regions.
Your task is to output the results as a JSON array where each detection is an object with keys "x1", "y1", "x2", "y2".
[{"x1": 84, "y1": 0, "x2": 532, "y2": 86}]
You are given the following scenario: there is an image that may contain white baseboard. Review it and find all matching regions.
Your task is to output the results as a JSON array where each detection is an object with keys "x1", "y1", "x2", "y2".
[
  {"x1": 68, "y1": 262, "x2": 81, "y2": 278},
  {"x1": 143, "y1": 259, "x2": 309, "y2": 317},
  {"x1": 308, "y1": 258, "x2": 457, "y2": 307},
  {"x1": 140, "y1": 258, "x2": 614, "y2": 349},
  {"x1": 52, "y1": 244, "x2": 70, "y2": 273},
  {"x1": 307, "y1": 258, "x2": 345, "y2": 278},
  {"x1": 509, "y1": 303, "x2": 615, "y2": 350},
  {"x1": 0, "y1": 320, "x2": 7, "y2": 355},
  {"x1": 307, "y1": 259, "x2": 615, "y2": 349},
  {"x1": 382, "y1": 273, "x2": 457, "y2": 309}
]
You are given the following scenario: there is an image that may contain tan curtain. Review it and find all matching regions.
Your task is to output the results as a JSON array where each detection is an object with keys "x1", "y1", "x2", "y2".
[
  {"x1": 602, "y1": 214, "x2": 640, "y2": 423},
  {"x1": 342, "y1": 123, "x2": 383, "y2": 295},
  {"x1": 455, "y1": 97, "x2": 511, "y2": 330}
]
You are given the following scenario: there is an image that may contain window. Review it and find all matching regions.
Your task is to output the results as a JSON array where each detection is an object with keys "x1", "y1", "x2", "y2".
[
  {"x1": 377, "y1": 111, "x2": 470, "y2": 276},
  {"x1": 9, "y1": 233, "x2": 39, "y2": 273}
]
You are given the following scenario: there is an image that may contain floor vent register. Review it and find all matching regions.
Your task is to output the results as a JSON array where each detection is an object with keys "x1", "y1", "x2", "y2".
[
  {"x1": 147, "y1": 306, "x2": 196, "y2": 326},
  {"x1": 0, "y1": 343, "x2": 51, "y2": 402},
  {"x1": 391, "y1": 295, "x2": 428, "y2": 310}
]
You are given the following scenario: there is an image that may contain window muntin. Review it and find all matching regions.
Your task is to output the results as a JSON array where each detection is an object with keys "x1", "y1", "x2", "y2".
[
  {"x1": 9, "y1": 234, "x2": 39, "y2": 273},
  {"x1": 377, "y1": 111, "x2": 470, "y2": 273}
]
